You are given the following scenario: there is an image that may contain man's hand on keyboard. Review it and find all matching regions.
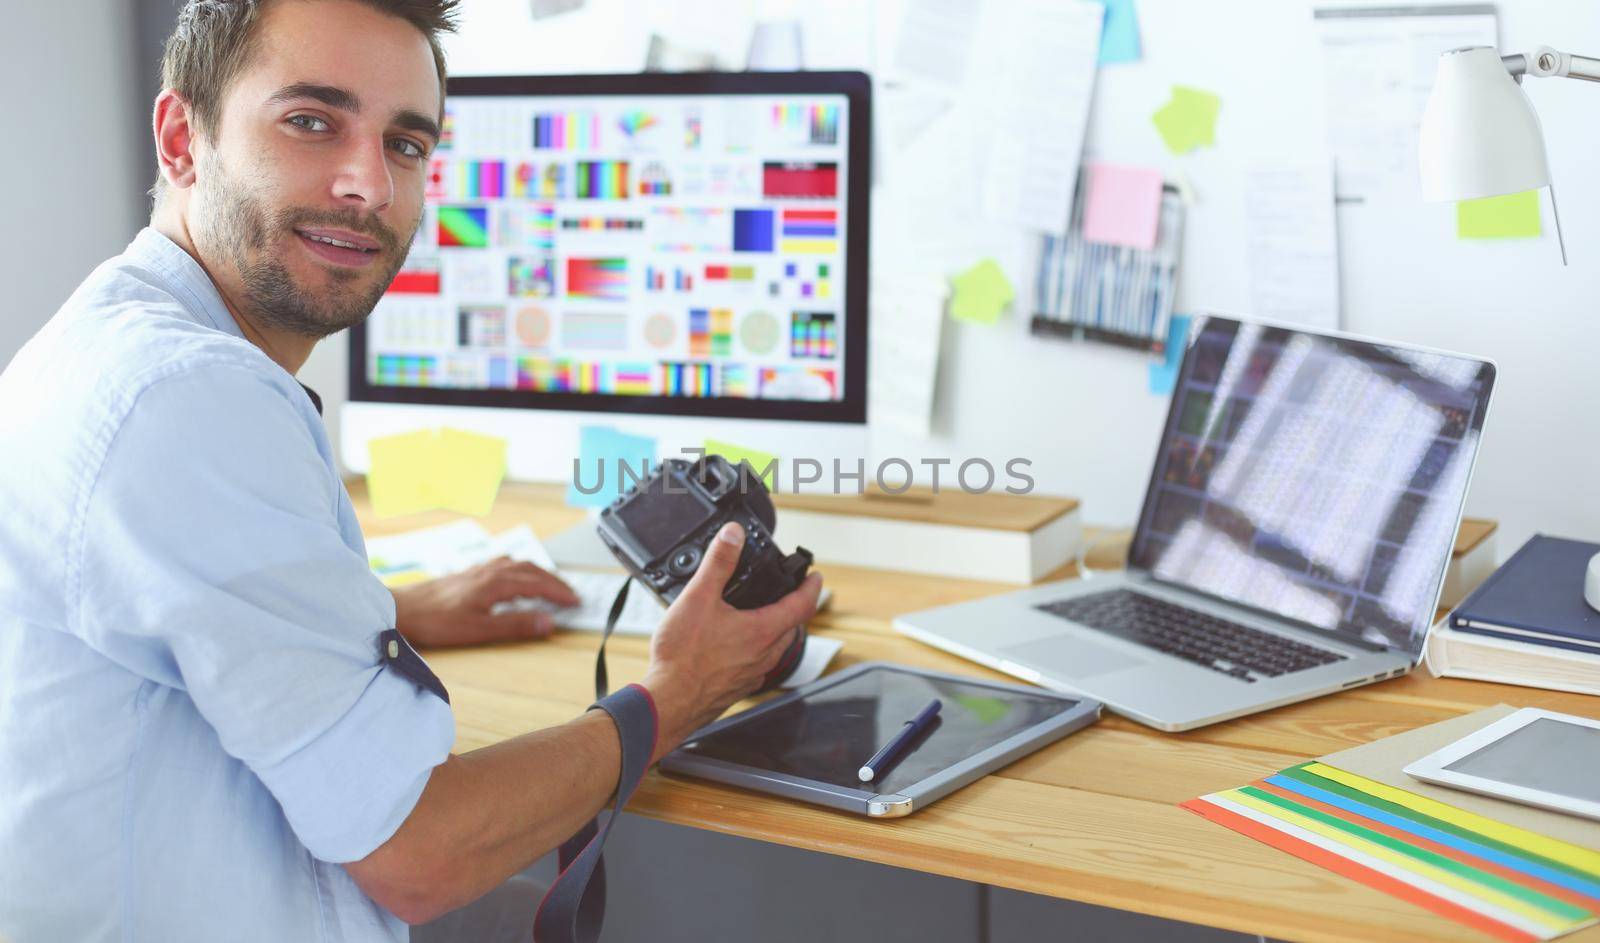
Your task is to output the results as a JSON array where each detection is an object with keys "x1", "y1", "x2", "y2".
[
  {"x1": 391, "y1": 556, "x2": 581, "y2": 649},
  {"x1": 641, "y1": 521, "x2": 823, "y2": 764}
]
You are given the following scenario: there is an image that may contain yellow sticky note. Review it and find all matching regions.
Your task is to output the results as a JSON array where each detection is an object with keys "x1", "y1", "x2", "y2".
[
  {"x1": 367, "y1": 427, "x2": 507, "y2": 518},
  {"x1": 705, "y1": 438, "x2": 779, "y2": 489},
  {"x1": 1457, "y1": 190, "x2": 1541, "y2": 239},
  {"x1": 948, "y1": 259, "x2": 1014, "y2": 325},
  {"x1": 1152, "y1": 85, "x2": 1221, "y2": 155},
  {"x1": 435, "y1": 428, "x2": 509, "y2": 516}
]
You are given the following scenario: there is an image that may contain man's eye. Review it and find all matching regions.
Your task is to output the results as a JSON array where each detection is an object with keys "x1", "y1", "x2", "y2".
[
  {"x1": 389, "y1": 138, "x2": 426, "y2": 159},
  {"x1": 288, "y1": 114, "x2": 329, "y2": 132}
]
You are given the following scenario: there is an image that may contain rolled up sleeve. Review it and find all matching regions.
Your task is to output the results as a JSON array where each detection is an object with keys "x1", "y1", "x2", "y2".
[{"x1": 71, "y1": 362, "x2": 454, "y2": 862}]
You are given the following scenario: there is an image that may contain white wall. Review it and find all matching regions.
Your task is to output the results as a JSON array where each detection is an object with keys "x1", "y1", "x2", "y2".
[
  {"x1": 423, "y1": 0, "x2": 1600, "y2": 557},
  {"x1": 0, "y1": 1, "x2": 143, "y2": 369},
  {"x1": 14, "y1": 0, "x2": 1597, "y2": 560}
]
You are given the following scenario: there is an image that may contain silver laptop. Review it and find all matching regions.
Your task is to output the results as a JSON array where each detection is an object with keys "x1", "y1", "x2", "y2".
[{"x1": 894, "y1": 315, "x2": 1496, "y2": 732}]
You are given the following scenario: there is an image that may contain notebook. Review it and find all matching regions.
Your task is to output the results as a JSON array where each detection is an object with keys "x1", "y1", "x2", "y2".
[{"x1": 1451, "y1": 535, "x2": 1600, "y2": 655}]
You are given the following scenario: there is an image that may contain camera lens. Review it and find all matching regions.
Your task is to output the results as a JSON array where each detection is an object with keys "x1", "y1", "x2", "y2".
[{"x1": 668, "y1": 545, "x2": 702, "y2": 576}]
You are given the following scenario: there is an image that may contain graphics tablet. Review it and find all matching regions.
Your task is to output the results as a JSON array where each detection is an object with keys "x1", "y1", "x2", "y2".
[
  {"x1": 659, "y1": 661, "x2": 1101, "y2": 817},
  {"x1": 1404, "y1": 707, "x2": 1600, "y2": 821}
]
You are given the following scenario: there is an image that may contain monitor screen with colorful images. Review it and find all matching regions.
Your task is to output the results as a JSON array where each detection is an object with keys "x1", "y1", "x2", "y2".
[{"x1": 350, "y1": 72, "x2": 870, "y2": 424}]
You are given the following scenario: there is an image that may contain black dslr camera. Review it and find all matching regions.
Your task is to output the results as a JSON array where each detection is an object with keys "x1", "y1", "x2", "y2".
[{"x1": 596, "y1": 454, "x2": 813, "y2": 691}]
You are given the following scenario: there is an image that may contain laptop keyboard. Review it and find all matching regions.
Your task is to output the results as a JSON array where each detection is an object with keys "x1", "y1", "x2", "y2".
[{"x1": 1035, "y1": 589, "x2": 1347, "y2": 683}]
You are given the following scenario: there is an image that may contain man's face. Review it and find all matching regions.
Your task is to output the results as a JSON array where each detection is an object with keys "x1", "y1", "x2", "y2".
[{"x1": 187, "y1": 0, "x2": 441, "y2": 338}]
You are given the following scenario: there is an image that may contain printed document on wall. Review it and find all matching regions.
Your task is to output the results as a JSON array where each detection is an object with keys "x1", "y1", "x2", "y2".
[
  {"x1": 869, "y1": 273, "x2": 947, "y2": 438},
  {"x1": 1244, "y1": 158, "x2": 1341, "y2": 330},
  {"x1": 1314, "y1": 5, "x2": 1496, "y2": 202},
  {"x1": 971, "y1": 0, "x2": 1102, "y2": 236}
]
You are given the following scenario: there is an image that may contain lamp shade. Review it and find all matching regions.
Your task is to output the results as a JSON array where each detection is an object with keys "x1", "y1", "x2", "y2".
[{"x1": 1418, "y1": 46, "x2": 1551, "y2": 202}]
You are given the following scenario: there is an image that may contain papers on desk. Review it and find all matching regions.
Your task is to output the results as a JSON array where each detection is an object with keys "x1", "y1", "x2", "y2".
[
  {"x1": 366, "y1": 520, "x2": 558, "y2": 587},
  {"x1": 1314, "y1": 5, "x2": 1497, "y2": 202},
  {"x1": 1185, "y1": 761, "x2": 1600, "y2": 941}
]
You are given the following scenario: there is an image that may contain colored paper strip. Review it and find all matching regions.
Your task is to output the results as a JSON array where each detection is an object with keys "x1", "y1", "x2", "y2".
[
  {"x1": 1253, "y1": 780, "x2": 1600, "y2": 913},
  {"x1": 1185, "y1": 796, "x2": 1542, "y2": 943},
  {"x1": 1232, "y1": 786, "x2": 1587, "y2": 927},
  {"x1": 1303, "y1": 764, "x2": 1600, "y2": 879},
  {"x1": 1266, "y1": 772, "x2": 1600, "y2": 901}
]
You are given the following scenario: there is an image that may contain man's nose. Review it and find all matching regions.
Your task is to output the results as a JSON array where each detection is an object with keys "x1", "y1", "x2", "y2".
[{"x1": 332, "y1": 138, "x2": 395, "y2": 211}]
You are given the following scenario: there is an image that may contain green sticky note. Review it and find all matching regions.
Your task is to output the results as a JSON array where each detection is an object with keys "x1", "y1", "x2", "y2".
[
  {"x1": 1152, "y1": 85, "x2": 1221, "y2": 155},
  {"x1": 705, "y1": 438, "x2": 779, "y2": 489},
  {"x1": 1457, "y1": 190, "x2": 1541, "y2": 239},
  {"x1": 367, "y1": 427, "x2": 507, "y2": 518},
  {"x1": 948, "y1": 259, "x2": 1014, "y2": 325}
]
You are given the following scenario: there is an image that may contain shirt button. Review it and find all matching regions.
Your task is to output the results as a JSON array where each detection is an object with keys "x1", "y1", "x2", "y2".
[{"x1": 388, "y1": 640, "x2": 400, "y2": 659}]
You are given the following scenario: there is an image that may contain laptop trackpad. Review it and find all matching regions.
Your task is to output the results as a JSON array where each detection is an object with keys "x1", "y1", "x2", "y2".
[{"x1": 1001, "y1": 634, "x2": 1146, "y2": 678}]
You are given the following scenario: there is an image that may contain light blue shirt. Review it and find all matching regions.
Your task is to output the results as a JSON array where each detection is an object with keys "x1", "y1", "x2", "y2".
[{"x1": 0, "y1": 229, "x2": 455, "y2": 942}]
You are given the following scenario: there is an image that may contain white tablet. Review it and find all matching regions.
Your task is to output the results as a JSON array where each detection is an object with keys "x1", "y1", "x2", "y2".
[{"x1": 1403, "y1": 708, "x2": 1600, "y2": 821}]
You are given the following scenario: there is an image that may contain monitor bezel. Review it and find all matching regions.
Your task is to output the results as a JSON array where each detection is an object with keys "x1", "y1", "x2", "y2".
[{"x1": 348, "y1": 70, "x2": 871, "y2": 424}]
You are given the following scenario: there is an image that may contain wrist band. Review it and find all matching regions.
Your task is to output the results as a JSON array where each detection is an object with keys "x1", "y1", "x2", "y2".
[{"x1": 532, "y1": 680, "x2": 658, "y2": 943}]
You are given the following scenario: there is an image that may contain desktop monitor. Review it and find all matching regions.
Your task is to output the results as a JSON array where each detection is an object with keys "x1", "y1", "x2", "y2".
[{"x1": 342, "y1": 71, "x2": 871, "y2": 482}]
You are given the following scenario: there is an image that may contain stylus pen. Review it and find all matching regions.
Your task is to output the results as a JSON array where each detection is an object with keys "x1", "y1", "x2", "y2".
[{"x1": 858, "y1": 698, "x2": 942, "y2": 783}]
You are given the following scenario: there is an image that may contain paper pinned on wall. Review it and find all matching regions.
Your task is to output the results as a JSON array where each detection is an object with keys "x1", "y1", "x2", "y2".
[
  {"x1": 869, "y1": 272, "x2": 948, "y2": 439},
  {"x1": 949, "y1": 259, "x2": 1014, "y2": 325},
  {"x1": 1243, "y1": 158, "x2": 1342, "y2": 330},
  {"x1": 892, "y1": 0, "x2": 982, "y2": 90},
  {"x1": 1314, "y1": 5, "x2": 1497, "y2": 201},
  {"x1": 1151, "y1": 86, "x2": 1221, "y2": 155},
  {"x1": 971, "y1": 0, "x2": 1103, "y2": 235},
  {"x1": 1098, "y1": 0, "x2": 1142, "y2": 64},
  {"x1": 1081, "y1": 162, "x2": 1164, "y2": 250},
  {"x1": 1458, "y1": 190, "x2": 1542, "y2": 239},
  {"x1": 367, "y1": 427, "x2": 508, "y2": 518},
  {"x1": 567, "y1": 425, "x2": 656, "y2": 508}
]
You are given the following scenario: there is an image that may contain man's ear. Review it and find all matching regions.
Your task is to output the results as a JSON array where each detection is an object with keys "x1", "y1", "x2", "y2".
[{"x1": 153, "y1": 89, "x2": 200, "y2": 190}]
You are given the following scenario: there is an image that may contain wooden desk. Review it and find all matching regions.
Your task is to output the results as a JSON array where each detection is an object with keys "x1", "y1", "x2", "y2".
[{"x1": 351, "y1": 482, "x2": 1598, "y2": 943}]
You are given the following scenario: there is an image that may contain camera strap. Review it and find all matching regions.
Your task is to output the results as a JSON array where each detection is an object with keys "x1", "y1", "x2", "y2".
[{"x1": 532, "y1": 580, "x2": 653, "y2": 943}]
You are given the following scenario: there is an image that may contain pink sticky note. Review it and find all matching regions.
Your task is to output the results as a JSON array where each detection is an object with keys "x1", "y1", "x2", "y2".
[{"x1": 1081, "y1": 162, "x2": 1164, "y2": 250}]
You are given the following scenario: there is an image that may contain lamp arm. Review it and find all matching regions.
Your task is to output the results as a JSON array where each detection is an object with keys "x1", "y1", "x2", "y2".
[{"x1": 1501, "y1": 45, "x2": 1600, "y2": 83}]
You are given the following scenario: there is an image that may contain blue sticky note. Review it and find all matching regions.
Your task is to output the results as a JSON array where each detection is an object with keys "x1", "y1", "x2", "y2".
[
  {"x1": 1099, "y1": 0, "x2": 1142, "y2": 64},
  {"x1": 1147, "y1": 314, "x2": 1191, "y2": 395},
  {"x1": 567, "y1": 425, "x2": 657, "y2": 508}
]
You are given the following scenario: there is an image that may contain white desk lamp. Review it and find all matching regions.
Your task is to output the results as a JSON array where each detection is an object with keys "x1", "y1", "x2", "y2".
[
  {"x1": 1419, "y1": 45, "x2": 1600, "y2": 266},
  {"x1": 1420, "y1": 45, "x2": 1600, "y2": 613}
]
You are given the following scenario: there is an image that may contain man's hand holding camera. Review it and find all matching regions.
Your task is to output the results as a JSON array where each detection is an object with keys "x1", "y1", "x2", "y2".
[{"x1": 643, "y1": 521, "x2": 823, "y2": 764}]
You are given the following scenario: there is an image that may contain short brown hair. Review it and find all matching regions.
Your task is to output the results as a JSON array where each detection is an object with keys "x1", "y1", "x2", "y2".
[{"x1": 152, "y1": 0, "x2": 458, "y2": 198}]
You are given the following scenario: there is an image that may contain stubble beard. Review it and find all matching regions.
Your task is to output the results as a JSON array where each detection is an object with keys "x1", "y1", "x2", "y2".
[{"x1": 198, "y1": 159, "x2": 417, "y2": 339}]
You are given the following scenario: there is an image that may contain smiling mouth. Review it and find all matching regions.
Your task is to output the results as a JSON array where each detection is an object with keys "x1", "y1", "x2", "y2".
[{"x1": 294, "y1": 228, "x2": 383, "y2": 267}]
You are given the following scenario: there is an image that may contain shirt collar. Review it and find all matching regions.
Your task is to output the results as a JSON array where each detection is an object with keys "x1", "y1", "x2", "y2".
[{"x1": 125, "y1": 227, "x2": 247, "y2": 342}]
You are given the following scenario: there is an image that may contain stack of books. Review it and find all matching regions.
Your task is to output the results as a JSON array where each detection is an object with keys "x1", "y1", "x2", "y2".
[{"x1": 1427, "y1": 534, "x2": 1600, "y2": 696}]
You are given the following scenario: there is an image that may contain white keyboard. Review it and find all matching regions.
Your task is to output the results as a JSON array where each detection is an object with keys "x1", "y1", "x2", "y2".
[
  {"x1": 492, "y1": 570, "x2": 665, "y2": 636},
  {"x1": 496, "y1": 570, "x2": 830, "y2": 637}
]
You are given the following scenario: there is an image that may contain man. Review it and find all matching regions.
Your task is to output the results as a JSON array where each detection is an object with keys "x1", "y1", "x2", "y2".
[{"x1": 0, "y1": 1, "x2": 822, "y2": 940}]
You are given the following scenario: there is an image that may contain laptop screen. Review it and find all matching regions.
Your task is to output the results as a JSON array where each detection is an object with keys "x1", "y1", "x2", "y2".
[{"x1": 1129, "y1": 316, "x2": 1495, "y2": 658}]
